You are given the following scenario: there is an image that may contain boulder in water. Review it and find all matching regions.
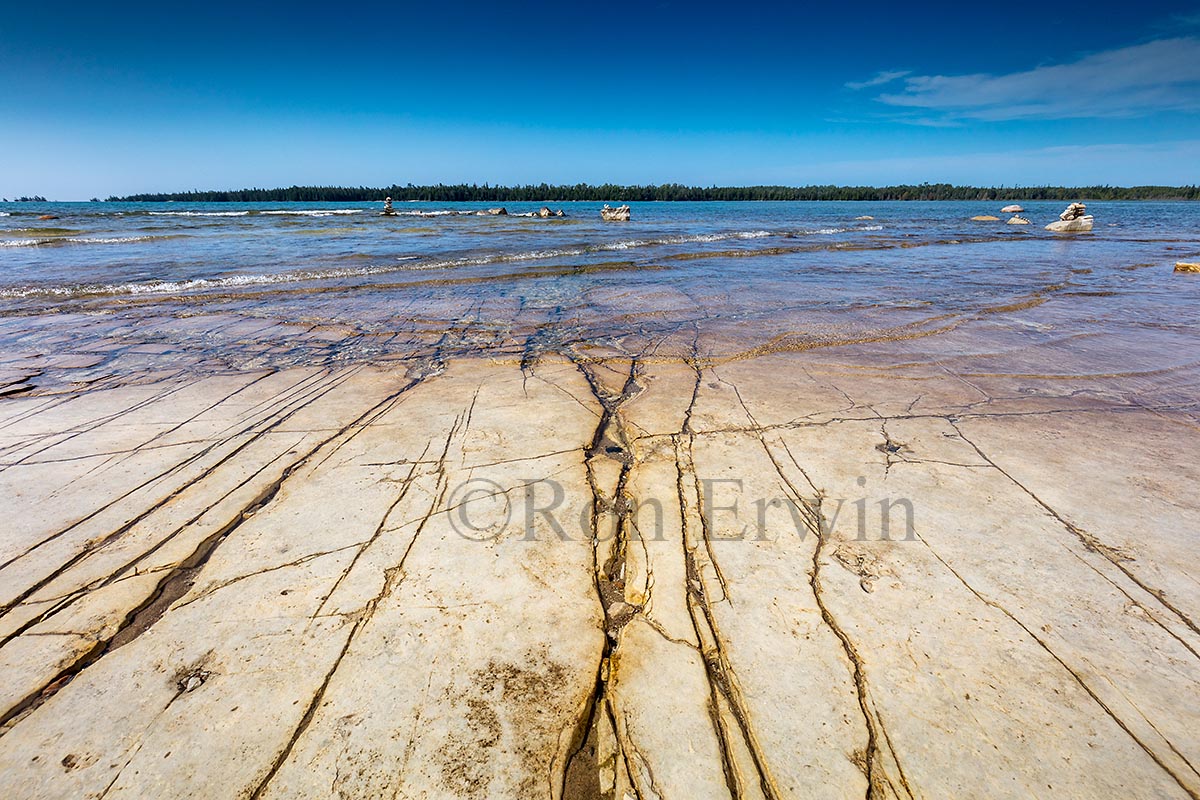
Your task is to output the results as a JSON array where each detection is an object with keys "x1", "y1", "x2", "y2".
[
  {"x1": 1046, "y1": 203, "x2": 1093, "y2": 232},
  {"x1": 601, "y1": 204, "x2": 631, "y2": 221},
  {"x1": 1046, "y1": 217, "x2": 1094, "y2": 232},
  {"x1": 38, "y1": 214, "x2": 58, "y2": 220},
  {"x1": 1001, "y1": 204, "x2": 1024, "y2": 213},
  {"x1": 1176, "y1": 262, "x2": 1200, "y2": 273},
  {"x1": 538, "y1": 206, "x2": 553, "y2": 218},
  {"x1": 484, "y1": 207, "x2": 508, "y2": 216},
  {"x1": 1007, "y1": 216, "x2": 1031, "y2": 225},
  {"x1": 855, "y1": 215, "x2": 874, "y2": 220},
  {"x1": 971, "y1": 215, "x2": 1000, "y2": 221}
]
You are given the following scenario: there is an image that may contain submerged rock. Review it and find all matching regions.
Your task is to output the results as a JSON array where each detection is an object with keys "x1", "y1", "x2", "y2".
[
  {"x1": 1007, "y1": 216, "x2": 1031, "y2": 225},
  {"x1": 855, "y1": 215, "x2": 874, "y2": 220},
  {"x1": 971, "y1": 215, "x2": 1000, "y2": 221},
  {"x1": 601, "y1": 204, "x2": 631, "y2": 221},
  {"x1": 1001, "y1": 204, "x2": 1024, "y2": 213},
  {"x1": 38, "y1": 214, "x2": 58, "y2": 220},
  {"x1": 1176, "y1": 262, "x2": 1200, "y2": 273},
  {"x1": 483, "y1": 207, "x2": 508, "y2": 216}
]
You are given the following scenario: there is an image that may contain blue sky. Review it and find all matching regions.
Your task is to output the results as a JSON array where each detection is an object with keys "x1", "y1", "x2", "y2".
[{"x1": 2, "y1": 1, "x2": 1199, "y2": 198}]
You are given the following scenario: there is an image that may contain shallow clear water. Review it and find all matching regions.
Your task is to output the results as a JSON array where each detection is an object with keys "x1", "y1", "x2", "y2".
[{"x1": 1, "y1": 200, "x2": 1197, "y2": 392}]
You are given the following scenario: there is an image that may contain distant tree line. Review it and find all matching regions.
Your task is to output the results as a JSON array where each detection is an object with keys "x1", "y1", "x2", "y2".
[
  {"x1": 3, "y1": 196, "x2": 48, "y2": 202},
  {"x1": 107, "y1": 183, "x2": 1200, "y2": 203}
]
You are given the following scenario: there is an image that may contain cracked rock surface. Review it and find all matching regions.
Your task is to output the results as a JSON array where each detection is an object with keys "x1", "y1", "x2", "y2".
[{"x1": 0, "y1": 340, "x2": 1198, "y2": 799}]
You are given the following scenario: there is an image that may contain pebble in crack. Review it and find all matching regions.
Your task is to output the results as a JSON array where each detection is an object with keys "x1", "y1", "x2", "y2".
[
  {"x1": 175, "y1": 668, "x2": 212, "y2": 694},
  {"x1": 605, "y1": 600, "x2": 640, "y2": 641}
]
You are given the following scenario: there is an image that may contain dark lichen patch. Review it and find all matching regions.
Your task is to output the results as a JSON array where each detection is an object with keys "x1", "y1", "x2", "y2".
[{"x1": 438, "y1": 697, "x2": 502, "y2": 798}]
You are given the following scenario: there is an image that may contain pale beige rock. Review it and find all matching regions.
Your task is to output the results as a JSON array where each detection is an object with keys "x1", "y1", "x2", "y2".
[
  {"x1": 970, "y1": 215, "x2": 1000, "y2": 221},
  {"x1": 601, "y1": 204, "x2": 631, "y2": 221},
  {"x1": 1046, "y1": 216, "x2": 1094, "y2": 232},
  {"x1": 0, "y1": 346, "x2": 1197, "y2": 799},
  {"x1": 1001, "y1": 204, "x2": 1024, "y2": 213},
  {"x1": 1047, "y1": 202, "x2": 1094, "y2": 231},
  {"x1": 1176, "y1": 262, "x2": 1200, "y2": 273},
  {"x1": 1007, "y1": 215, "x2": 1031, "y2": 225},
  {"x1": 1058, "y1": 201, "x2": 1088, "y2": 221}
]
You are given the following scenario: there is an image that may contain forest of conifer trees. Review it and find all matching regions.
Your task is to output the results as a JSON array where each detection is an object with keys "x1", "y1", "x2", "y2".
[{"x1": 108, "y1": 183, "x2": 1200, "y2": 203}]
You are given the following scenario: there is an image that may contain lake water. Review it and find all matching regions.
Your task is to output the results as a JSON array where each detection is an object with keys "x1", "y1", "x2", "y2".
[{"x1": 1, "y1": 200, "x2": 1197, "y2": 396}]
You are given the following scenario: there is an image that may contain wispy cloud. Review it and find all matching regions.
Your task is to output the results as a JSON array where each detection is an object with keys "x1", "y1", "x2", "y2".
[
  {"x1": 757, "y1": 140, "x2": 1200, "y2": 186},
  {"x1": 845, "y1": 70, "x2": 910, "y2": 90},
  {"x1": 1158, "y1": 11, "x2": 1200, "y2": 31},
  {"x1": 870, "y1": 37, "x2": 1200, "y2": 122}
]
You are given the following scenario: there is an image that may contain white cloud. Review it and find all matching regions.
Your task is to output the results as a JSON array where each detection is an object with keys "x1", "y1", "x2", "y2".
[
  {"x1": 873, "y1": 37, "x2": 1200, "y2": 121},
  {"x1": 845, "y1": 70, "x2": 910, "y2": 90}
]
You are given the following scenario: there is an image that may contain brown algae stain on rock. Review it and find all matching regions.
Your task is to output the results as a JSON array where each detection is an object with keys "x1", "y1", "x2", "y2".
[{"x1": 437, "y1": 649, "x2": 575, "y2": 798}]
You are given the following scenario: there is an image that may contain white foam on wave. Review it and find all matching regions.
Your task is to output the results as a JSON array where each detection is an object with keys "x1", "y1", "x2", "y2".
[
  {"x1": 0, "y1": 212, "x2": 9, "y2": 217},
  {"x1": 691, "y1": 230, "x2": 773, "y2": 242},
  {"x1": 795, "y1": 225, "x2": 881, "y2": 235},
  {"x1": 0, "y1": 235, "x2": 162, "y2": 248},
  {"x1": 148, "y1": 211, "x2": 251, "y2": 217},
  {"x1": 260, "y1": 209, "x2": 363, "y2": 217},
  {"x1": 68, "y1": 236, "x2": 160, "y2": 245},
  {"x1": 597, "y1": 230, "x2": 773, "y2": 250},
  {"x1": 1, "y1": 274, "x2": 268, "y2": 299}
]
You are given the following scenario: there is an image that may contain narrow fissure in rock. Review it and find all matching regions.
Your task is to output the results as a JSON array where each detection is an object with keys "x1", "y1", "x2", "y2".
[{"x1": 562, "y1": 355, "x2": 644, "y2": 800}]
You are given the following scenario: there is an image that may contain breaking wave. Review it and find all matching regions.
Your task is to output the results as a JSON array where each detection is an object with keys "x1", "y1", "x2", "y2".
[
  {"x1": 148, "y1": 211, "x2": 252, "y2": 217},
  {"x1": 144, "y1": 209, "x2": 367, "y2": 218},
  {"x1": 0, "y1": 235, "x2": 165, "y2": 248},
  {"x1": 260, "y1": 209, "x2": 363, "y2": 217}
]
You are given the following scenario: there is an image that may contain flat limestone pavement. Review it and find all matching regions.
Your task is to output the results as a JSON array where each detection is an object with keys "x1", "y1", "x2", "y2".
[{"x1": 0, "y1": 353, "x2": 1197, "y2": 799}]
